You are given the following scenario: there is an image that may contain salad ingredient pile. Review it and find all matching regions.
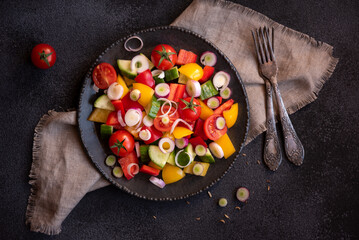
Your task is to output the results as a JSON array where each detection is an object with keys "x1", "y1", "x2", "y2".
[{"x1": 88, "y1": 43, "x2": 239, "y2": 188}]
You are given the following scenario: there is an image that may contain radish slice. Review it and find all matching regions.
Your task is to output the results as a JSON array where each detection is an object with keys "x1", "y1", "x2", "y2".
[
  {"x1": 195, "y1": 145, "x2": 207, "y2": 156},
  {"x1": 175, "y1": 138, "x2": 188, "y2": 149},
  {"x1": 170, "y1": 119, "x2": 193, "y2": 134},
  {"x1": 155, "y1": 83, "x2": 170, "y2": 98},
  {"x1": 135, "y1": 142, "x2": 140, "y2": 158},
  {"x1": 125, "y1": 109, "x2": 141, "y2": 127},
  {"x1": 117, "y1": 111, "x2": 126, "y2": 127},
  {"x1": 220, "y1": 87, "x2": 232, "y2": 99},
  {"x1": 139, "y1": 129, "x2": 151, "y2": 141},
  {"x1": 200, "y1": 51, "x2": 217, "y2": 66},
  {"x1": 159, "y1": 138, "x2": 175, "y2": 154},
  {"x1": 186, "y1": 80, "x2": 201, "y2": 97},
  {"x1": 192, "y1": 163, "x2": 204, "y2": 176},
  {"x1": 127, "y1": 163, "x2": 139, "y2": 177},
  {"x1": 209, "y1": 142, "x2": 224, "y2": 158},
  {"x1": 131, "y1": 54, "x2": 149, "y2": 73},
  {"x1": 236, "y1": 187, "x2": 250, "y2": 202},
  {"x1": 107, "y1": 82, "x2": 124, "y2": 100},
  {"x1": 130, "y1": 89, "x2": 141, "y2": 101},
  {"x1": 149, "y1": 176, "x2": 166, "y2": 189},
  {"x1": 143, "y1": 115, "x2": 154, "y2": 127},
  {"x1": 151, "y1": 69, "x2": 165, "y2": 79},
  {"x1": 216, "y1": 117, "x2": 226, "y2": 130},
  {"x1": 213, "y1": 71, "x2": 230, "y2": 90},
  {"x1": 206, "y1": 97, "x2": 220, "y2": 109}
]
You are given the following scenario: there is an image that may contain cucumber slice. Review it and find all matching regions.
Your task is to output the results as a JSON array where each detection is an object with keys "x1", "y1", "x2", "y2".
[
  {"x1": 165, "y1": 67, "x2": 179, "y2": 82},
  {"x1": 105, "y1": 155, "x2": 116, "y2": 167},
  {"x1": 94, "y1": 94, "x2": 115, "y2": 111},
  {"x1": 147, "y1": 96, "x2": 161, "y2": 118},
  {"x1": 167, "y1": 150, "x2": 176, "y2": 165},
  {"x1": 184, "y1": 143, "x2": 196, "y2": 160},
  {"x1": 148, "y1": 145, "x2": 170, "y2": 168},
  {"x1": 200, "y1": 80, "x2": 219, "y2": 100},
  {"x1": 140, "y1": 145, "x2": 150, "y2": 164},
  {"x1": 112, "y1": 166, "x2": 123, "y2": 178},
  {"x1": 192, "y1": 163, "x2": 204, "y2": 176},
  {"x1": 100, "y1": 124, "x2": 113, "y2": 139},
  {"x1": 117, "y1": 59, "x2": 137, "y2": 79},
  {"x1": 199, "y1": 148, "x2": 215, "y2": 163}
]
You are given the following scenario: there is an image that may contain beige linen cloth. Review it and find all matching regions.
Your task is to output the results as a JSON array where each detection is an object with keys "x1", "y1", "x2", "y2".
[{"x1": 26, "y1": 0, "x2": 338, "y2": 235}]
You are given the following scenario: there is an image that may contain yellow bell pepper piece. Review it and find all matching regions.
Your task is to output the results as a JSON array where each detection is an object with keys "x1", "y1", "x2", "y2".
[
  {"x1": 162, "y1": 164, "x2": 185, "y2": 184},
  {"x1": 178, "y1": 63, "x2": 203, "y2": 81},
  {"x1": 116, "y1": 75, "x2": 129, "y2": 99},
  {"x1": 223, "y1": 103, "x2": 238, "y2": 128},
  {"x1": 163, "y1": 132, "x2": 175, "y2": 141},
  {"x1": 183, "y1": 161, "x2": 210, "y2": 176},
  {"x1": 123, "y1": 75, "x2": 136, "y2": 87},
  {"x1": 215, "y1": 133, "x2": 236, "y2": 159},
  {"x1": 172, "y1": 127, "x2": 193, "y2": 139},
  {"x1": 198, "y1": 99, "x2": 214, "y2": 120},
  {"x1": 132, "y1": 83, "x2": 154, "y2": 107},
  {"x1": 87, "y1": 108, "x2": 112, "y2": 123},
  {"x1": 149, "y1": 161, "x2": 163, "y2": 170}
]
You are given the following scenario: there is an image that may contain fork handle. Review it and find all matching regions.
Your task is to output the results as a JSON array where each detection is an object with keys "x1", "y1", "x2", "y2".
[
  {"x1": 271, "y1": 76, "x2": 305, "y2": 166},
  {"x1": 263, "y1": 80, "x2": 282, "y2": 171}
]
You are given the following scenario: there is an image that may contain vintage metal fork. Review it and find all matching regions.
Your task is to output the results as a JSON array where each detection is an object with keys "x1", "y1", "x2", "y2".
[{"x1": 252, "y1": 27, "x2": 304, "y2": 168}]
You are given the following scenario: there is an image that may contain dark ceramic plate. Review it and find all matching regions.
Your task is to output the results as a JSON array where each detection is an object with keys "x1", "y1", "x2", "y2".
[{"x1": 78, "y1": 26, "x2": 249, "y2": 201}]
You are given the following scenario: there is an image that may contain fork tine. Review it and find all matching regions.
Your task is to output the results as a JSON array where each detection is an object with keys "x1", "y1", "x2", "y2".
[
  {"x1": 256, "y1": 29, "x2": 266, "y2": 64},
  {"x1": 260, "y1": 27, "x2": 270, "y2": 63},
  {"x1": 266, "y1": 27, "x2": 276, "y2": 61},
  {"x1": 251, "y1": 30, "x2": 263, "y2": 64}
]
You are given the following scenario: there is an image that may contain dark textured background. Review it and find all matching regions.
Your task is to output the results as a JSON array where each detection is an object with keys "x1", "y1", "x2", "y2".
[{"x1": 0, "y1": 0, "x2": 358, "y2": 239}]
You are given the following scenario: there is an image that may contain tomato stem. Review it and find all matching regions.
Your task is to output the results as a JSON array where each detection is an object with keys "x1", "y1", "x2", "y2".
[
  {"x1": 155, "y1": 45, "x2": 176, "y2": 66},
  {"x1": 38, "y1": 50, "x2": 53, "y2": 67},
  {"x1": 110, "y1": 138, "x2": 128, "y2": 155},
  {"x1": 180, "y1": 97, "x2": 201, "y2": 114}
]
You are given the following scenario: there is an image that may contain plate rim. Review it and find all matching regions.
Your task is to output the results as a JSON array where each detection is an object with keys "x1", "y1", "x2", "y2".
[{"x1": 77, "y1": 25, "x2": 250, "y2": 201}]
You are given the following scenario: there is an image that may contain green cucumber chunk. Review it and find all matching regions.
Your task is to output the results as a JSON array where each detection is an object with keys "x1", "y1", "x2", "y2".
[
  {"x1": 148, "y1": 145, "x2": 170, "y2": 168},
  {"x1": 165, "y1": 67, "x2": 179, "y2": 82},
  {"x1": 147, "y1": 96, "x2": 161, "y2": 118},
  {"x1": 100, "y1": 124, "x2": 113, "y2": 139},
  {"x1": 200, "y1": 80, "x2": 219, "y2": 100},
  {"x1": 140, "y1": 145, "x2": 150, "y2": 164},
  {"x1": 154, "y1": 75, "x2": 165, "y2": 84},
  {"x1": 184, "y1": 143, "x2": 196, "y2": 160},
  {"x1": 94, "y1": 94, "x2": 115, "y2": 111},
  {"x1": 199, "y1": 148, "x2": 215, "y2": 163},
  {"x1": 117, "y1": 59, "x2": 137, "y2": 79},
  {"x1": 167, "y1": 150, "x2": 176, "y2": 165}
]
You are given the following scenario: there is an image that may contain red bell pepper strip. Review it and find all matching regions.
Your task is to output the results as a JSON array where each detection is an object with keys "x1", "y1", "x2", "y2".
[
  {"x1": 111, "y1": 100, "x2": 125, "y2": 116},
  {"x1": 139, "y1": 165, "x2": 160, "y2": 176},
  {"x1": 193, "y1": 118, "x2": 208, "y2": 140},
  {"x1": 118, "y1": 151, "x2": 139, "y2": 180},
  {"x1": 135, "y1": 69, "x2": 155, "y2": 89},
  {"x1": 213, "y1": 99, "x2": 234, "y2": 115},
  {"x1": 177, "y1": 49, "x2": 197, "y2": 65},
  {"x1": 199, "y1": 66, "x2": 215, "y2": 83},
  {"x1": 167, "y1": 84, "x2": 186, "y2": 102},
  {"x1": 121, "y1": 92, "x2": 144, "y2": 111},
  {"x1": 189, "y1": 136, "x2": 208, "y2": 149},
  {"x1": 142, "y1": 125, "x2": 163, "y2": 144}
]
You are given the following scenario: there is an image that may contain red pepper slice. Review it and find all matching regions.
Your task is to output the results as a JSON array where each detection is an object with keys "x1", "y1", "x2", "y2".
[
  {"x1": 139, "y1": 165, "x2": 160, "y2": 176},
  {"x1": 199, "y1": 66, "x2": 215, "y2": 83},
  {"x1": 142, "y1": 125, "x2": 163, "y2": 144},
  {"x1": 213, "y1": 99, "x2": 234, "y2": 115},
  {"x1": 121, "y1": 92, "x2": 144, "y2": 111},
  {"x1": 167, "y1": 83, "x2": 185, "y2": 102},
  {"x1": 111, "y1": 100, "x2": 125, "y2": 116},
  {"x1": 135, "y1": 69, "x2": 155, "y2": 89},
  {"x1": 177, "y1": 49, "x2": 197, "y2": 65},
  {"x1": 189, "y1": 136, "x2": 208, "y2": 149},
  {"x1": 106, "y1": 111, "x2": 121, "y2": 128},
  {"x1": 193, "y1": 118, "x2": 208, "y2": 140},
  {"x1": 118, "y1": 151, "x2": 139, "y2": 180}
]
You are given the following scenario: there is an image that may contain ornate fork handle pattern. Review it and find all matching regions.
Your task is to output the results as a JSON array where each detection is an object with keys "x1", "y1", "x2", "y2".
[
  {"x1": 263, "y1": 80, "x2": 282, "y2": 170},
  {"x1": 271, "y1": 76, "x2": 305, "y2": 166}
]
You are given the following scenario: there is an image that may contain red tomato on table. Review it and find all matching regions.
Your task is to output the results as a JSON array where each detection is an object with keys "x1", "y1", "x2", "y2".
[
  {"x1": 109, "y1": 130, "x2": 135, "y2": 156},
  {"x1": 92, "y1": 63, "x2": 117, "y2": 89},
  {"x1": 151, "y1": 44, "x2": 177, "y2": 71},
  {"x1": 204, "y1": 114, "x2": 228, "y2": 141},
  {"x1": 178, "y1": 97, "x2": 201, "y2": 122},
  {"x1": 31, "y1": 43, "x2": 56, "y2": 69},
  {"x1": 153, "y1": 105, "x2": 179, "y2": 132}
]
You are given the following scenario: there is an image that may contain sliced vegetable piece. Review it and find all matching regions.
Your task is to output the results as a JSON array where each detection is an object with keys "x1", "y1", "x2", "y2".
[
  {"x1": 172, "y1": 126, "x2": 193, "y2": 139},
  {"x1": 124, "y1": 108, "x2": 142, "y2": 127},
  {"x1": 132, "y1": 83, "x2": 155, "y2": 107},
  {"x1": 216, "y1": 117, "x2": 226, "y2": 130},
  {"x1": 186, "y1": 80, "x2": 201, "y2": 97},
  {"x1": 142, "y1": 125, "x2": 163, "y2": 145},
  {"x1": 199, "y1": 66, "x2": 215, "y2": 83},
  {"x1": 143, "y1": 115, "x2": 154, "y2": 127},
  {"x1": 121, "y1": 92, "x2": 144, "y2": 111},
  {"x1": 200, "y1": 80, "x2": 219, "y2": 100},
  {"x1": 165, "y1": 66, "x2": 179, "y2": 81},
  {"x1": 192, "y1": 163, "x2": 204, "y2": 176},
  {"x1": 88, "y1": 108, "x2": 112, "y2": 123},
  {"x1": 220, "y1": 87, "x2": 232, "y2": 99},
  {"x1": 140, "y1": 145, "x2": 150, "y2": 164},
  {"x1": 175, "y1": 150, "x2": 192, "y2": 168},
  {"x1": 206, "y1": 97, "x2": 220, "y2": 109},
  {"x1": 200, "y1": 51, "x2": 217, "y2": 67},
  {"x1": 94, "y1": 94, "x2": 115, "y2": 111},
  {"x1": 198, "y1": 99, "x2": 214, "y2": 120},
  {"x1": 183, "y1": 161, "x2": 210, "y2": 176},
  {"x1": 193, "y1": 118, "x2": 208, "y2": 140},
  {"x1": 213, "y1": 99, "x2": 234, "y2": 115},
  {"x1": 100, "y1": 124, "x2": 113, "y2": 139},
  {"x1": 105, "y1": 155, "x2": 116, "y2": 167},
  {"x1": 212, "y1": 71, "x2": 230, "y2": 90},
  {"x1": 195, "y1": 145, "x2": 206, "y2": 156},
  {"x1": 135, "y1": 69, "x2": 155, "y2": 89},
  {"x1": 158, "y1": 137, "x2": 175, "y2": 154},
  {"x1": 140, "y1": 165, "x2": 160, "y2": 176},
  {"x1": 148, "y1": 161, "x2": 163, "y2": 170},
  {"x1": 106, "y1": 111, "x2": 120, "y2": 127},
  {"x1": 175, "y1": 137, "x2": 189, "y2": 149},
  {"x1": 146, "y1": 96, "x2": 161, "y2": 118},
  {"x1": 131, "y1": 54, "x2": 149, "y2": 73},
  {"x1": 140, "y1": 53, "x2": 155, "y2": 70},
  {"x1": 162, "y1": 164, "x2": 185, "y2": 184},
  {"x1": 209, "y1": 142, "x2": 224, "y2": 159},
  {"x1": 148, "y1": 145, "x2": 170, "y2": 168},
  {"x1": 178, "y1": 63, "x2": 203, "y2": 81},
  {"x1": 199, "y1": 148, "x2": 215, "y2": 163},
  {"x1": 204, "y1": 114, "x2": 227, "y2": 141},
  {"x1": 116, "y1": 75, "x2": 129, "y2": 98},
  {"x1": 218, "y1": 198, "x2": 228, "y2": 207},
  {"x1": 189, "y1": 136, "x2": 208, "y2": 149},
  {"x1": 111, "y1": 100, "x2": 125, "y2": 115},
  {"x1": 112, "y1": 166, "x2": 123, "y2": 178},
  {"x1": 184, "y1": 143, "x2": 196, "y2": 160},
  {"x1": 177, "y1": 49, "x2": 197, "y2": 65},
  {"x1": 149, "y1": 176, "x2": 166, "y2": 188},
  {"x1": 155, "y1": 83, "x2": 170, "y2": 98},
  {"x1": 118, "y1": 151, "x2": 139, "y2": 180},
  {"x1": 117, "y1": 59, "x2": 137, "y2": 79},
  {"x1": 223, "y1": 103, "x2": 238, "y2": 128},
  {"x1": 166, "y1": 150, "x2": 176, "y2": 165},
  {"x1": 214, "y1": 133, "x2": 236, "y2": 159},
  {"x1": 123, "y1": 75, "x2": 136, "y2": 87},
  {"x1": 178, "y1": 73, "x2": 190, "y2": 84},
  {"x1": 139, "y1": 129, "x2": 151, "y2": 141},
  {"x1": 236, "y1": 187, "x2": 250, "y2": 202},
  {"x1": 130, "y1": 89, "x2": 141, "y2": 101}
]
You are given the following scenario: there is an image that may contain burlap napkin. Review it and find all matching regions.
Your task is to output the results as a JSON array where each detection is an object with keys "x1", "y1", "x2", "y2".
[{"x1": 26, "y1": 0, "x2": 338, "y2": 235}]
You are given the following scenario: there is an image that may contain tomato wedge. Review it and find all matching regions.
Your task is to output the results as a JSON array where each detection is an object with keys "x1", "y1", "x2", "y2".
[
  {"x1": 153, "y1": 105, "x2": 179, "y2": 132},
  {"x1": 92, "y1": 63, "x2": 117, "y2": 89},
  {"x1": 204, "y1": 114, "x2": 228, "y2": 141}
]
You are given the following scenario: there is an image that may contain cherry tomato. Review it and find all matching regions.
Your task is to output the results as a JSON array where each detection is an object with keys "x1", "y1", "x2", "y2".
[
  {"x1": 178, "y1": 97, "x2": 201, "y2": 122},
  {"x1": 109, "y1": 130, "x2": 135, "y2": 157},
  {"x1": 204, "y1": 114, "x2": 228, "y2": 141},
  {"x1": 151, "y1": 44, "x2": 177, "y2": 71},
  {"x1": 92, "y1": 63, "x2": 117, "y2": 89},
  {"x1": 153, "y1": 105, "x2": 179, "y2": 132},
  {"x1": 31, "y1": 43, "x2": 56, "y2": 69}
]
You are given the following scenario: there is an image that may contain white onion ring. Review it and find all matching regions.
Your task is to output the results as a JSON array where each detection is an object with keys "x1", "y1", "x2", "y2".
[
  {"x1": 170, "y1": 119, "x2": 193, "y2": 134},
  {"x1": 169, "y1": 101, "x2": 178, "y2": 117},
  {"x1": 158, "y1": 138, "x2": 175, "y2": 154},
  {"x1": 135, "y1": 142, "x2": 140, "y2": 158},
  {"x1": 143, "y1": 115, "x2": 154, "y2": 127},
  {"x1": 117, "y1": 111, "x2": 126, "y2": 127},
  {"x1": 139, "y1": 129, "x2": 151, "y2": 141},
  {"x1": 149, "y1": 176, "x2": 166, "y2": 189},
  {"x1": 124, "y1": 36, "x2": 143, "y2": 52},
  {"x1": 127, "y1": 163, "x2": 139, "y2": 177}
]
